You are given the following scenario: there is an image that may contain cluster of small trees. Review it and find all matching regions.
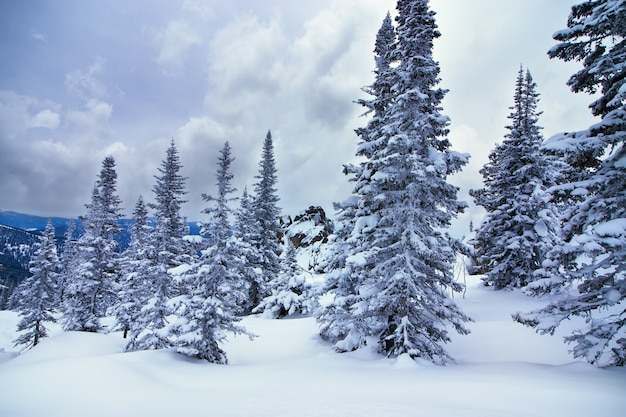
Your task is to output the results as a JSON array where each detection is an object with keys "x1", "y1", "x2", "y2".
[
  {"x1": 9, "y1": 0, "x2": 625, "y2": 367},
  {"x1": 10, "y1": 131, "x2": 315, "y2": 363}
]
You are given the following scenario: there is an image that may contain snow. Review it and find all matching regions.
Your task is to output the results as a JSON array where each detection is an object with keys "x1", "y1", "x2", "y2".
[
  {"x1": 0, "y1": 274, "x2": 624, "y2": 417},
  {"x1": 605, "y1": 289, "x2": 622, "y2": 305},
  {"x1": 345, "y1": 252, "x2": 367, "y2": 267},
  {"x1": 534, "y1": 219, "x2": 548, "y2": 237},
  {"x1": 168, "y1": 263, "x2": 194, "y2": 277},
  {"x1": 183, "y1": 234, "x2": 204, "y2": 244},
  {"x1": 594, "y1": 218, "x2": 626, "y2": 237}
]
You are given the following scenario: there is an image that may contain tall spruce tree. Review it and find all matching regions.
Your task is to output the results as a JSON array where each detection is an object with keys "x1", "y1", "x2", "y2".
[
  {"x1": 11, "y1": 220, "x2": 59, "y2": 350},
  {"x1": 470, "y1": 67, "x2": 560, "y2": 289},
  {"x1": 318, "y1": 0, "x2": 470, "y2": 364},
  {"x1": 514, "y1": 0, "x2": 626, "y2": 366},
  {"x1": 129, "y1": 140, "x2": 190, "y2": 351},
  {"x1": 318, "y1": 11, "x2": 398, "y2": 345},
  {"x1": 249, "y1": 130, "x2": 282, "y2": 310},
  {"x1": 62, "y1": 156, "x2": 123, "y2": 332},
  {"x1": 113, "y1": 196, "x2": 154, "y2": 339},
  {"x1": 173, "y1": 142, "x2": 251, "y2": 363},
  {"x1": 323, "y1": 11, "x2": 396, "y2": 279},
  {"x1": 151, "y1": 139, "x2": 190, "y2": 270}
]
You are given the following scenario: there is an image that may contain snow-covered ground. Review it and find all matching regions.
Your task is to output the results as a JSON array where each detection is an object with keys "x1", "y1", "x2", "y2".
[{"x1": 0, "y1": 274, "x2": 623, "y2": 417}]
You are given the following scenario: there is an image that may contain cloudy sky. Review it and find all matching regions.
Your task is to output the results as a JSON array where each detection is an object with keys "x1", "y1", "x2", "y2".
[{"x1": 0, "y1": 0, "x2": 597, "y2": 238}]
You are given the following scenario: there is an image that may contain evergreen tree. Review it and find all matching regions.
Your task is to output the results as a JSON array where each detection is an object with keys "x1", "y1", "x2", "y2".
[
  {"x1": 113, "y1": 196, "x2": 154, "y2": 339},
  {"x1": 173, "y1": 142, "x2": 251, "y2": 363},
  {"x1": 62, "y1": 187, "x2": 101, "y2": 332},
  {"x1": 318, "y1": 12, "x2": 398, "y2": 347},
  {"x1": 235, "y1": 187, "x2": 263, "y2": 314},
  {"x1": 514, "y1": 0, "x2": 626, "y2": 366},
  {"x1": 470, "y1": 67, "x2": 560, "y2": 289},
  {"x1": 11, "y1": 220, "x2": 59, "y2": 350},
  {"x1": 94, "y1": 155, "x2": 124, "y2": 311},
  {"x1": 322, "y1": 12, "x2": 396, "y2": 279},
  {"x1": 62, "y1": 156, "x2": 123, "y2": 332},
  {"x1": 249, "y1": 130, "x2": 282, "y2": 310},
  {"x1": 65, "y1": 191, "x2": 110, "y2": 332},
  {"x1": 354, "y1": 10, "x2": 396, "y2": 157},
  {"x1": 129, "y1": 140, "x2": 190, "y2": 351},
  {"x1": 57, "y1": 218, "x2": 78, "y2": 306},
  {"x1": 151, "y1": 139, "x2": 190, "y2": 269},
  {"x1": 318, "y1": 0, "x2": 470, "y2": 364},
  {"x1": 256, "y1": 238, "x2": 316, "y2": 318},
  {"x1": 96, "y1": 156, "x2": 124, "y2": 241}
]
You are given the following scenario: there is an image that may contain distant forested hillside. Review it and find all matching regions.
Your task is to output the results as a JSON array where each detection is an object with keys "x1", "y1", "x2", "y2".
[{"x1": 0, "y1": 224, "x2": 41, "y2": 309}]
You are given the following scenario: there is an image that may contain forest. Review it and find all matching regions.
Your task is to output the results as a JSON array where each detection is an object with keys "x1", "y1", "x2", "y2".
[{"x1": 3, "y1": 0, "x2": 625, "y2": 373}]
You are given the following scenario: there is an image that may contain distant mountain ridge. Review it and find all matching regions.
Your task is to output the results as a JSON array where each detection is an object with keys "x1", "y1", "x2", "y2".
[
  {"x1": 0, "y1": 210, "x2": 201, "y2": 238},
  {"x1": 0, "y1": 211, "x2": 80, "y2": 238}
]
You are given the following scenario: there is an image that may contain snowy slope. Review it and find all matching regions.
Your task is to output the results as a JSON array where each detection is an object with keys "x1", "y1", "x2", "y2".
[{"x1": 0, "y1": 275, "x2": 624, "y2": 417}]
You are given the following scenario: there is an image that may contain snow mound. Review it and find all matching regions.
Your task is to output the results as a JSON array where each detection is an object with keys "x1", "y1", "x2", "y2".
[{"x1": 9, "y1": 331, "x2": 125, "y2": 365}]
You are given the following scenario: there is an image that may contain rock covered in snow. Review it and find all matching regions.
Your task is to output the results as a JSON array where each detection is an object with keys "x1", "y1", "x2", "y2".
[
  {"x1": 280, "y1": 206, "x2": 334, "y2": 272},
  {"x1": 281, "y1": 206, "x2": 333, "y2": 249}
]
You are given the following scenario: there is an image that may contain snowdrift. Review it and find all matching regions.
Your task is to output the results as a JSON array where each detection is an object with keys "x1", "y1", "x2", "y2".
[{"x1": 0, "y1": 275, "x2": 624, "y2": 417}]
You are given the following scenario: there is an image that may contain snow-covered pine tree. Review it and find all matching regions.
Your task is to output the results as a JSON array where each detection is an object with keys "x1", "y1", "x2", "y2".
[
  {"x1": 470, "y1": 67, "x2": 561, "y2": 289},
  {"x1": 234, "y1": 187, "x2": 263, "y2": 315},
  {"x1": 97, "y1": 156, "x2": 124, "y2": 240},
  {"x1": 129, "y1": 140, "x2": 190, "y2": 351},
  {"x1": 319, "y1": 0, "x2": 470, "y2": 364},
  {"x1": 11, "y1": 220, "x2": 59, "y2": 350},
  {"x1": 57, "y1": 218, "x2": 78, "y2": 306},
  {"x1": 248, "y1": 130, "x2": 282, "y2": 310},
  {"x1": 62, "y1": 156, "x2": 123, "y2": 332},
  {"x1": 94, "y1": 155, "x2": 124, "y2": 311},
  {"x1": 321, "y1": 11, "x2": 396, "y2": 278},
  {"x1": 318, "y1": 11, "x2": 398, "y2": 346},
  {"x1": 355, "y1": 10, "x2": 396, "y2": 148},
  {"x1": 255, "y1": 238, "x2": 316, "y2": 319},
  {"x1": 113, "y1": 196, "x2": 154, "y2": 339},
  {"x1": 514, "y1": 0, "x2": 626, "y2": 366},
  {"x1": 151, "y1": 139, "x2": 191, "y2": 271},
  {"x1": 173, "y1": 142, "x2": 251, "y2": 363},
  {"x1": 62, "y1": 187, "x2": 101, "y2": 332}
]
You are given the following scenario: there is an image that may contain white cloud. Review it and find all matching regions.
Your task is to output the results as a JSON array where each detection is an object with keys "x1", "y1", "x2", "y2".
[
  {"x1": 103, "y1": 141, "x2": 130, "y2": 157},
  {"x1": 65, "y1": 99, "x2": 113, "y2": 132},
  {"x1": 0, "y1": 91, "x2": 63, "y2": 138},
  {"x1": 28, "y1": 109, "x2": 61, "y2": 129},
  {"x1": 156, "y1": 19, "x2": 203, "y2": 74}
]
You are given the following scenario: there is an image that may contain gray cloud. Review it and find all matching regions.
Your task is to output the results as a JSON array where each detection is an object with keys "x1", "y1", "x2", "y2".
[{"x1": 0, "y1": 0, "x2": 597, "y2": 238}]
